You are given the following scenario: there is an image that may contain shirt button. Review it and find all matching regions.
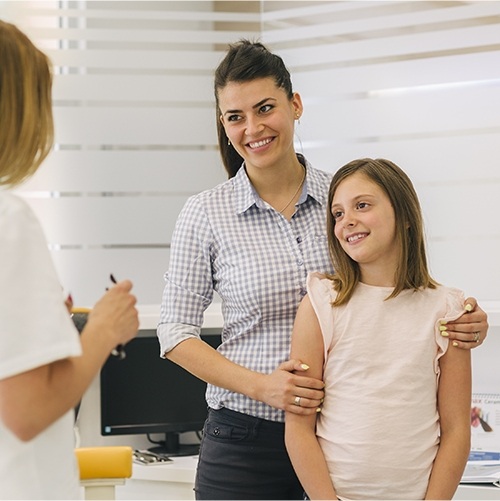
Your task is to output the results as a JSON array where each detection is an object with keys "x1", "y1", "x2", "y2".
[
  {"x1": 296, "y1": 236, "x2": 302, "y2": 244},
  {"x1": 298, "y1": 260, "x2": 303, "y2": 266},
  {"x1": 213, "y1": 427, "x2": 220, "y2": 436}
]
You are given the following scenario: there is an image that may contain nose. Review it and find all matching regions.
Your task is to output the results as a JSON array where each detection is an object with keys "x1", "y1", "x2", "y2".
[
  {"x1": 342, "y1": 209, "x2": 356, "y2": 228},
  {"x1": 245, "y1": 114, "x2": 264, "y2": 136}
]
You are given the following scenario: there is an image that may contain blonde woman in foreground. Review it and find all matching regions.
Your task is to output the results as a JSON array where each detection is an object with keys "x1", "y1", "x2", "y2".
[{"x1": 0, "y1": 20, "x2": 139, "y2": 499}]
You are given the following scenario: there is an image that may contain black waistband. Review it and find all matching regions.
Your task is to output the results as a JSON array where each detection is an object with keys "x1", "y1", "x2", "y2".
[{"x1": 209, "y1": 407, "x2": 285, "y2": 431}]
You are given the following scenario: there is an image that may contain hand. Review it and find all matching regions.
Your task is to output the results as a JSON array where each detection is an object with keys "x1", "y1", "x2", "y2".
[
  {"x1": 259, "y1": 359, "x2": 324, "y2": 415},
  {"x1": 64, "y1": 293, "x2": 73, "y2": 314},
  {"x1": 87, "y1": 279, "x2": 139, "y2": 348},
  {"x1": 443, "y1": 297, "x2": 489, "y2": 350}
]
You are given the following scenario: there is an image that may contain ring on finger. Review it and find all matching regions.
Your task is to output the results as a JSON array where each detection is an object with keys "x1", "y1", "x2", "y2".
[
  {"x1": 294, "y1": 396, "x2": 301, "y2": 406},
  {"x1": 473, "y1": 331, "x2": 480, "y2": 343}
]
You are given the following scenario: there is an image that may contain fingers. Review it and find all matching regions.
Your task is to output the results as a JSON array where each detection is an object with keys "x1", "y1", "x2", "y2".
[
  {"x1": 287, "y1": 394, "x2": 324, "y2": 415},
  {"x1": 441, "y1": 298, "x2": 489, "y2": 350},
  {"x1": 278, "y1": 359, "x2": 310, "y2": 373},
  {"x1": 112, "y1": 278, "x2": 133, "y2": 293},
  {"x1": 64, "y1": 293, "x2": 73, "y2": 314},
  {"x1": 463, "y1": 297, "x2": 477, "y2": 311},
  {"x1": 90, "y1": 279, "x2": 139, "y2": 343}
]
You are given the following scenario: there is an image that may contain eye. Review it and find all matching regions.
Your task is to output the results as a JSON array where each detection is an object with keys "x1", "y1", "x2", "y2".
[
  {"x1": 259, "y1": 104, "x2": 273, "y2": 114},
  {"x1": 356, "y1": 201, "x2": 370, "y2": 210},
  {"x1": 332, "y1": 210, "x2": 344, "y2": 221},
  {"x1": 227, "y1": 114, "x2": 242, "y2": 123}
]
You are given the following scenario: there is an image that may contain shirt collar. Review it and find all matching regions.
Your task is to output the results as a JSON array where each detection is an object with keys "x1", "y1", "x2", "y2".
[{"x1": 233, "y1": 155, "x2": 327, "y2": 215}]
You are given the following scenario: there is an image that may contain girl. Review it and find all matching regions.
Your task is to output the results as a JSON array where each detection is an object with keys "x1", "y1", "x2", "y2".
[{"x1": 285, "y1": 158, "x2": 471, "y2": 500}]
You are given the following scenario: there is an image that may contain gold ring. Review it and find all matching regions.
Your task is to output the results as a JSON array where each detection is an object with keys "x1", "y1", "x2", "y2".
[
  {"x1": 473, "y1": 331, "x2": 480, "y2": 343},
  {"x1": 294, "y1": 396, "x2": 301, "y2": 406}
]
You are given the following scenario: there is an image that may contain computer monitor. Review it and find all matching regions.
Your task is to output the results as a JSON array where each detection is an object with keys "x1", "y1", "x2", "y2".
[{"x1": 100, "y1": 331, "x2": 221, "y2": 456}]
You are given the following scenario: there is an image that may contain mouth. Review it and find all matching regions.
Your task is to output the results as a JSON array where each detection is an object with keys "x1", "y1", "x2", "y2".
[
  {"x1": 346, "y1": 232, "x2": 368, "y2": 244},
  {"x1": 247, "y1": 137, "x2": 274, "y2": 149}
]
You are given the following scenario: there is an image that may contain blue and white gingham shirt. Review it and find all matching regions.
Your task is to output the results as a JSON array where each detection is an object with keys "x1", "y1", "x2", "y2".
[{"x1": 157, "y1": 157, "x2": 333, "y2": 422}]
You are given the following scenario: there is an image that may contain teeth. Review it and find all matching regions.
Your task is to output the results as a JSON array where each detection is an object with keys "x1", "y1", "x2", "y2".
[
  {"x1": 249, "y1": 138, "x2": 272, "y2": 148},
  {"x1": 347, "y1": 234, "x2": 365, "y2": 243}
]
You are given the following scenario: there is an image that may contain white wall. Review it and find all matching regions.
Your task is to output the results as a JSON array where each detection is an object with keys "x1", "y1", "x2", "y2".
[{"x1": 261, "y1": 0, "x2": 500, "y2": 301}]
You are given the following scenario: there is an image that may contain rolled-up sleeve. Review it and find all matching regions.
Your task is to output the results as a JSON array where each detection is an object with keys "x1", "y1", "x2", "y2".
[{"x1": 157, "y1": 195, "x2": 214, "y2": 357}]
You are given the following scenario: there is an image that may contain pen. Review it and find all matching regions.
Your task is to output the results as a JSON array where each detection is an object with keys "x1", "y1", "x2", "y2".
[{"x1": 109, "y1": 273, "x2": 126, "y2": 360}]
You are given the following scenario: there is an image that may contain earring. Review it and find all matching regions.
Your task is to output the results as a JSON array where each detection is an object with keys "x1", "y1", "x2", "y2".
[{"x1": 227, "y1": 138, "x2": 231, "y2": 146}]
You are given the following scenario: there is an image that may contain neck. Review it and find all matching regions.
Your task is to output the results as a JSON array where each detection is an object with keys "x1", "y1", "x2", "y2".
[
  {"x1": 247, "y1": 157, "x2": 304, "y2": 197},
  {"x1": 359, "y1": 265, "x2": 397, "y2": 288}
]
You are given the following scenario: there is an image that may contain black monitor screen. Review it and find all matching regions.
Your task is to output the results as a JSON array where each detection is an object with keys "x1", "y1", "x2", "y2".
[{"x1": 100, "y1": 332, "x2": 221, "y2": 456}]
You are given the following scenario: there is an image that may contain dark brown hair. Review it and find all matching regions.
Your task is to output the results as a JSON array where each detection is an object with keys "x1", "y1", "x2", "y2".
[{"x1": 214, "y1": 39, "x2": 294, "y2": 178}]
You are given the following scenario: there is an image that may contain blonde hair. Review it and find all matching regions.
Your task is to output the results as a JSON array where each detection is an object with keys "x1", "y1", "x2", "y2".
[
  {"x1": 0, "y1": 20, "x2": 54, "y2": 187},
  {"x1": 326, "y1": 158, "x2": 438, "y2": 306}
]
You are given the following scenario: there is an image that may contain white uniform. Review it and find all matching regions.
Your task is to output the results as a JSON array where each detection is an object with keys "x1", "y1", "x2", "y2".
[{"x1": 0, "y1": 192, "x2": 82, "y2": 499}]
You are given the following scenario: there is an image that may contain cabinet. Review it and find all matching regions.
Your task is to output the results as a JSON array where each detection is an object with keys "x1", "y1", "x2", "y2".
[
  {"x1": 115, "y1": 458, "x2": 500, "y2": 500},
  {"x1": 116, "y1": 456, "x2": 196, "y2": 500}
]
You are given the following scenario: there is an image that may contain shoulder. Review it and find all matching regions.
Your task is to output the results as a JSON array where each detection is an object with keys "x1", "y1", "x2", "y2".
[
  {"x1": 184, "y1": 177, "x2": 235, "y2": 208},
  {"x1": 0, "y1": 192, "x2": 34, "y2": 217},
  {"x1": 415, "y1": 285, "x2": 465, "y2": 321},
  {"x1": 440, "y1": 285, "x2": 466, "y2": 317},
  {"x1": 303, "y1": 160, "x2": 332, "y2": 204},
  {"x1": 0, "y1": 192, "x2": 42, "y2": 236},
  {"x1": 307, "y1": 272, "x2": 336, "y2": 301}
]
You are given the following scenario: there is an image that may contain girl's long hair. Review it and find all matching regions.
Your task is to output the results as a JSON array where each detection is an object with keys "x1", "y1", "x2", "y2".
[{"x1": 326, "y1": 158, "x2": 438, "y2": 306}]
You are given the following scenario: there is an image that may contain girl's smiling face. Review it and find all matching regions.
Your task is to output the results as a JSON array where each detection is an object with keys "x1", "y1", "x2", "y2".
[
  {"x1": 331, "y1": 172, "x2": 400, "y2": 284},
  {"x1": 218, "y1": 77, "x2": 302, "y2": 172}
]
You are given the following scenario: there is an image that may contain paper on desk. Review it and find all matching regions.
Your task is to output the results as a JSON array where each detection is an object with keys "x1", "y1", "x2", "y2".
[{"x1": 461, "y1": 460, "x2": 500, "y2": 485}]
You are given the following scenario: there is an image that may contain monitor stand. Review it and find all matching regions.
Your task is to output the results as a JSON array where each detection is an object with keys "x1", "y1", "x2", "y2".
[{"x1": 148, "y1": 432, "x2": 200, "y2": 457}]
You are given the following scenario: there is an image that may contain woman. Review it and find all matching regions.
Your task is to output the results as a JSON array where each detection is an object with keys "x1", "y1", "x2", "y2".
[
  {"x1": 157, "y1": 40, "x2": 488, "y2": 500},
  {"x1": 0, "y1": 20, "x2": 139, "y2": 500}
]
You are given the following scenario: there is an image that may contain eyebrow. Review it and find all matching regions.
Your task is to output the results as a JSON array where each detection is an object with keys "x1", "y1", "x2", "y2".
[
  {"x1": 331, "y1": 193, "x2": 376, "y2": 208},
  {"x1": 222, "y1": 97, "x2": 276, "y2": 116}
]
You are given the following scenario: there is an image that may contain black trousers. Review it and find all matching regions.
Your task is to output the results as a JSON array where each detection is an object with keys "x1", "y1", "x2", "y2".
[{"x1": 194, "y1": 407, "x2": 303, "y2": 500}]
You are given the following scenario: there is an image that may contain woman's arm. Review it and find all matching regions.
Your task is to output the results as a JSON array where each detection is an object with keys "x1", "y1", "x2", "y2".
[
  {"x1": 0, "y1": 280, "x2": 139, "y2": 441},
  {"x1": 166, "y1": 335, "x2": 324, "y2": 415},
  {"x1": 285, "y1": 295, "x2": 337, "y2": 500},
  {"x1": 442, "y1": 297, "x2": 488, "y2": 349},
  {"x1": 424, "y1": 342, "x2": 471, "y2": 499}
]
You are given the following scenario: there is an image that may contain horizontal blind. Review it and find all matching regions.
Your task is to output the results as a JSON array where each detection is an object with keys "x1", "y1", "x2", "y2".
[
  {"x1": 3, "y1": 0, "x2": 260, "y2": 306},
  {"x1": 262, "y1": 0, "x2": 500, "y2": 300}
]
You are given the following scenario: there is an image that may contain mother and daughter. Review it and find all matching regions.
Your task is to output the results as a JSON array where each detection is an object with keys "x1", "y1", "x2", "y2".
[{"x1": 158, "y1": 39, "x2": 488, "y2": 500}]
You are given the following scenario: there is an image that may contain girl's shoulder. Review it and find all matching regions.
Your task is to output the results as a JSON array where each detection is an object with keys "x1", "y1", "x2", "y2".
[{"x1": 307, "y1": 271, "x2": 336, "y2": 298}]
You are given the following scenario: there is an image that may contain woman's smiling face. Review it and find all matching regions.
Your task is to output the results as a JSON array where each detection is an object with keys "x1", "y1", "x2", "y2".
[{"x1": 218, "y1": 77, "x2": 302, "y2": 172}]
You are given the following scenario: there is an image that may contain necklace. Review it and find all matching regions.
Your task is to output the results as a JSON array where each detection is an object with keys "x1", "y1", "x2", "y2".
[{"x1": 279, "y1": 165, "x2": 306, "y2": 214}]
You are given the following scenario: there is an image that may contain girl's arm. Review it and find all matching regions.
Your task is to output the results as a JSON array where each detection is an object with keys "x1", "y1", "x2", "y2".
[
  {"x1": 424, "y1": 343, "x2": 471, "y2": 499},
  {"x1": 285, "y1": 295, "x2": 338, "y2": 500}
]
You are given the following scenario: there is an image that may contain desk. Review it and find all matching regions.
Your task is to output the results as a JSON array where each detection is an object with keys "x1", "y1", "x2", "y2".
[
  {"x1": 115, "y1": 456, "x2": 500, "y2": 500},
  {"x1": 117, "y1": 456, "x2": 197, "y2": 500}
]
